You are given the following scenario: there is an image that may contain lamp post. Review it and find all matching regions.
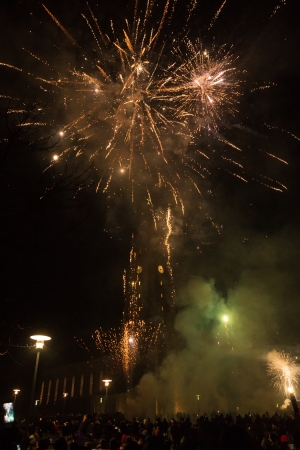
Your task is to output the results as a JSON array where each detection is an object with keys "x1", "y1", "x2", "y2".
[
  {"x1": 29, "y1": 334, "x2": 51, "y2": 416},
  {"x1": 63, "y1": 392, "x2": 68, "y2": 415},
  {"x1": 102, "y1": 379, "x2": 112, "y2": 412},
  {"x1": 196, "y1": 394, "x2": 200, "y2": 416},
  {"x1": 13, "y1": 389, "x2": 20, "y2": 404}
]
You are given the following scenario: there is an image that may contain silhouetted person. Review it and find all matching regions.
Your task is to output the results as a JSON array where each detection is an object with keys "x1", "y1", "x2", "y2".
[
  {"x1": 219, "y1": 425, "x2": 254, "y2": 450},
  {"x1": 38, "y1": 437, "x2": 51, "y2": 449},
  {"x1": 54, "y1": 437, "x2": 68, "y2": 450}
]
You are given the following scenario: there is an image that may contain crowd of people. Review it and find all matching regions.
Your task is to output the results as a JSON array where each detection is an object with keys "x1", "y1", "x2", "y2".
[{"x1": 1, "y1": 410, "x2": 300, "y2": 450}]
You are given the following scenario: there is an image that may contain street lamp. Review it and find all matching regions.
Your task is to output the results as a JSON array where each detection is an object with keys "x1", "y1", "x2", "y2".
[
  {"x1": 196, "y1": 394, "x2": 200, "y2": 415},
  {"x1": 63, "y1": 392, "x2": 68, "y2": 415},
  {"x1": 29, "y1": 334, "x2": 51, "y2": 416},
  {"x1": 13, "y1": 389, "x2": 20, "y2": 404},
  {"x1": 102, "y1": 379, "x2": 112, "y2": 412},
  {"x1": 103, "y1": 379, "x2": 112, "y2": 397}
]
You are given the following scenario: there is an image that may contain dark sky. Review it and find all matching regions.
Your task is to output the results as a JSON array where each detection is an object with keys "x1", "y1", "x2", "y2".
[{"x1": 1, "y1": 0, "x2": 300, "y2": 410}]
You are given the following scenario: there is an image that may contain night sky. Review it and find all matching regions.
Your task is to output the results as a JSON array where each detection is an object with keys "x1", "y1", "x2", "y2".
[{"x1": 1, "y1": 0, "x2": 300, "y2": 412}]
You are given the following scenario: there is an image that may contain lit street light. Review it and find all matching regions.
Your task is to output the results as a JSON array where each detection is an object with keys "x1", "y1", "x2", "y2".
[
  {"x1": 196, "y1": 394, "x2": 200, "y2": 415},
  {"x1": 102, "y1": 379, "x2": 112, "y2": 412},
  {"x1": 103, "y1": 379, "x2": 112, "y2": 397},
  {"x1": 13, "y1": 389, "x2": 20, "y2": 404},
  {"x1": 63, "y1": 392, "x2": 68, "y2": 415},
  {"x1": 29, "y1": 334, "x2": 51, "y2": 416}
]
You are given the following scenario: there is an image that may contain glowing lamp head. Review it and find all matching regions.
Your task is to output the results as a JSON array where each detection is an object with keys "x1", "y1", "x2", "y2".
[
  {"x1": 128, "y1": 337, "x2": 134, "y2": 344},
  {"x1": 59, "y1": 131, "x2": 64, "y2": 136},
  {"x1": 13, "y1": 389, "x2": 20, "y2": 395},
  {"x1": 53, "y1": 155, "x2": 59, "y2": 161},
  {"x1": 222, "y1": 315, "x2": 229, "y2": 323},
  {"x1": 63, "y1": 392, "x2": 68, "y2": 398},
  {"x1": 30, "y1": 335, "x2": 51, "y2": 349},
  {"x1": 103, "y1": 379, "x2": 112, "y2": 387}
]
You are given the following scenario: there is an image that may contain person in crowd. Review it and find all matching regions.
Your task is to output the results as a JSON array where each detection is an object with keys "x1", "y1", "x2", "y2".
[
  {"x1": 54, "y1": 436, "x2": 68, "y2": 450},
  {"x1": 37, "y1": 437, "x2": 51, "y2": 449},
  {"x1": 219, "y1": 424, "x2": 254, "y2": 450}
]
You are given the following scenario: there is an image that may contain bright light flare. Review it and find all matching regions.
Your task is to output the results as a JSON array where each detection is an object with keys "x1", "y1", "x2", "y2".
[{"x1": 267, "y1": 350, "x2": 300, "y2": 396}]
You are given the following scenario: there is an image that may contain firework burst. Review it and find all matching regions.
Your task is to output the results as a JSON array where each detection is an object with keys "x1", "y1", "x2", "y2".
[
  {"x1": 267, "y1": 350, "x2": 300, "y2": 396},
  {"x1": 0, "y1": 1, "x2": 240, "y2": 215},
  {"x1": 157, "y1": 40, "x2": 240, "y2": 131},
  {"x1": 94, "y1": 319, "x2": 161, "y2": 385},
  {"x1": 93, "y1": 244, "x2": 163, "y2": 385},
  {"x1": 0, "y1": 0, "x2": 288, "y2": 222}
]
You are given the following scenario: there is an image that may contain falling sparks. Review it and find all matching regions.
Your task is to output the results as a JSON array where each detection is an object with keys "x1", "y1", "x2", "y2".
[
  {"x1": 164, "y1": 207, "x2": 175, "y2": 301},
  {"x1": 270, "y1": 0, "x2": 286, "y2": 19},
  {"x1": 94, "y1": 244, "x2": 162, "y2": 385}
]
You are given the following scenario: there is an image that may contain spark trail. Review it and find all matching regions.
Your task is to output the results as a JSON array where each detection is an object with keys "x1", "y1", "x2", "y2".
[{"x1": 94, "y1": 246, "x2": 162, "y2": 384}]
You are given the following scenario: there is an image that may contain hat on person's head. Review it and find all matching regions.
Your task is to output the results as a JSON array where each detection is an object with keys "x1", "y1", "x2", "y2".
[{"x1": 280, "y1": 434, "x2": 288, "y2": 443}]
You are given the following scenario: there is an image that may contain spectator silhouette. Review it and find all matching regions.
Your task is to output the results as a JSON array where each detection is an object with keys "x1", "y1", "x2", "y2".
[{"x1": 219, "y1": 425, "x2": 254, "y2": 450}]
